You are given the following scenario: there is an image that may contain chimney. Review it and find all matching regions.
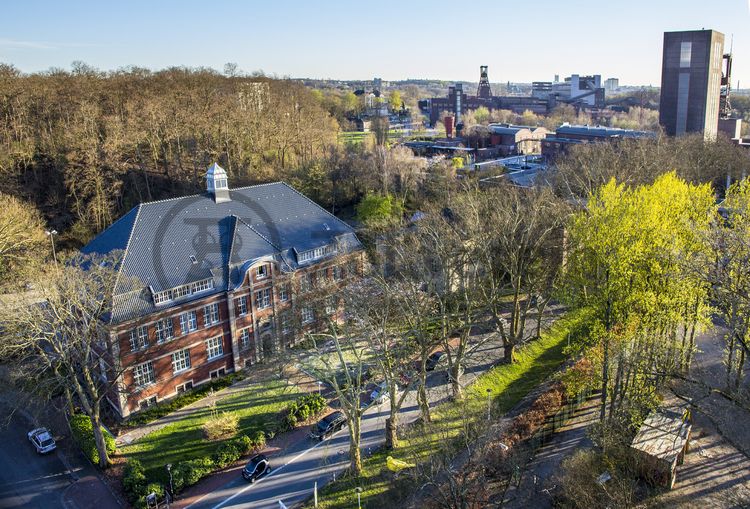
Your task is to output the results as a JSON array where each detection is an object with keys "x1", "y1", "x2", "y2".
[
  {"x1": 205, "y1": 163, "x2": 231, "y2": 204},
  {"x1": 444, "y1": 116, "x2": 454, "y2": 138}
]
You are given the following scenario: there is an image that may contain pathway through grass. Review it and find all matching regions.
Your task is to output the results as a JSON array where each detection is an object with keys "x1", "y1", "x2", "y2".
[{"x1": 119, "y1": 379, "x2": 300, "y2": 482}]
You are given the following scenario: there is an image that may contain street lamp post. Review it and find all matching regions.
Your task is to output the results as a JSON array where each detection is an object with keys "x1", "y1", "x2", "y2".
[
  {"x1": 355, "y1": 487, "x2": 363, "y2": 509},
  {"x1": 317, "y1": 381, "x2": 322, "y2": 395},
  {"x1": 166, "y1": 463, "x2": 173, "y2": 508},
  {"x1": 45, "y1": 229, "x2": 58, "y2": 266},
  {"x1": 486, "y1": 388, "x2": 492, "y2": 422}
]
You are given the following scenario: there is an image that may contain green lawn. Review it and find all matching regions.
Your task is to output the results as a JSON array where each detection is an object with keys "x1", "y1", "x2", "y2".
[
  {"x1": 309, "y1": 308, "x2": 593, "y2": 508},
  {"x1": 119, "y1": 379, "x2": 301, "y2": 481}
]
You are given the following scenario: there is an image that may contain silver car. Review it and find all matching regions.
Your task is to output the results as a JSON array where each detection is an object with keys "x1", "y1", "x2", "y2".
[{"x1": 28, "y1": 427, "x2": 56, "y2": 454}]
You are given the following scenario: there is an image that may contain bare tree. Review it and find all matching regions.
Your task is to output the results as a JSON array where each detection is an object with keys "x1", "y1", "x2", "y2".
[
  {"x1": 305, "y1": 325, "x2": 370, "y2": 475},
  {"x1": 0, "y1": 253, "x2": 127, "y2": 467}
]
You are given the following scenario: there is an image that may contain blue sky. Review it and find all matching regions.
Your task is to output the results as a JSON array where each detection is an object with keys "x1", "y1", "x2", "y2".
[{"x1": 2, "y1": 0, "x2": 749, "y2": 86}]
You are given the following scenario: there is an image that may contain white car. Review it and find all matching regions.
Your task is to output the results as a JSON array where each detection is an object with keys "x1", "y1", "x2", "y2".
[
  {"x1": 370, "y1": 381, "x2": 396, "y2": 404},
  {"x1": 28, "y1": 427, "x2": 56, "y2": 454}
]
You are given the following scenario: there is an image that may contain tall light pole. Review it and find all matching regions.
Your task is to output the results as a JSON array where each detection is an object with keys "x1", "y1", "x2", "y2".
[
  {"x1": 486, "y1": 388, "x2": 492, "y2": 422},
  {"x1": 45, "y1": 229, "x2": 58, "y2": 266},
  {"x1": 166, "y1": 463, "x2": 173, "y2": 508},
  {"x1": 355, "y1": 487, "x2": 362, "y2": 509}
]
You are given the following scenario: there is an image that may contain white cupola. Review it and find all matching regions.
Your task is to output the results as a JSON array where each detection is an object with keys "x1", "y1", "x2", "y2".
[{"x1": 205, "y1": 163, "x2": 231, "y2": 203}]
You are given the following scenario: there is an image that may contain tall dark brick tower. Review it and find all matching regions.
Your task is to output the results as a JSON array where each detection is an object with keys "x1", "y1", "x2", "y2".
[{"x1": 659, "y1": 29, "x2": 724, "y2": 140}]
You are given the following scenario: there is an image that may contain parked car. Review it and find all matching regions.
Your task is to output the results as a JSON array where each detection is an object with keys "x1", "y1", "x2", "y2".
[
  {"x1": 27, "y1": 427, "x2": 56, "y2": 454},
  {"x1": 309, "y1": 411, "x2": 347, "y2": 441},
  {"x1": 242, "y1": 454, "x2": 271, "y2": 483},
  {"x1": 425, "y1": 351, "x2": 445, "y2": 371},
  {"x1": 370, "y1": 381, "x2": 396, "y2": 404}
]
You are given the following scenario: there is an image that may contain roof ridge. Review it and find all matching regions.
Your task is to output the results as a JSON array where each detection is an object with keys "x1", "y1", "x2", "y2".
[
  {"x1": 112, "y1": 204, "x2": 143, "y2": 309},
  {"x1": 234, "y1": 215, "x2": 282, "y2": 251},
  {"x1": 135, "y1": 181, "x2": 285, "y2": 207}
]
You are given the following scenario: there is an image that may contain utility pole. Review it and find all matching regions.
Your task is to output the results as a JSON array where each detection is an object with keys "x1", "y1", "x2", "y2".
[{"x1": 45, "y1": 229, "x2": 58, "y2": 265}]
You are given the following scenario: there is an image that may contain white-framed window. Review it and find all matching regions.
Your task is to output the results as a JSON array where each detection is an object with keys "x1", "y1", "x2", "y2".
[
  {"x1": 255, "y1": 288, "x2": 271, "y2": 309},
  {"x1": 155, "y1": 318, "x2": 174, "y2": 343},
  {"x1": 203, "y1": 303, "x2": 219, "y2": 327},
  {"x1": 301, "y1": 306, "x2": 314, "y2": 324},
  {"x1": 298, "y1": 245, "x2": 334, "y2": 263},
  {"x1": 206, "y1": 336, "x2": 224, "y2": 360},
  {"x1": 139, "y1": 395, "x2": 157, "y2": 409},
  {"x1": 236, "y1": 296, "x2": 248, "y2": 316},
  {"x1": 210, "y1": 367, "x2": 226, "y2": 379},
  {"x1": 153, "y1": 290, "x2": 172, "y2": 305},
  {"x1": 257, "y1": 265, "x2": 268, "y2": 279},
  {"x1": 153, "y1": 279, "x2": 214, "y2": 305},
  {"x1": 239, "y1": 328, "x2": 252, "y2": 349},
  {"x1": 325, "y1": 297, "x2": 336, "y2": 315},
  {"x1": 171, "y1": 349, "x2": 191, "y2": 374},
  {"x1": 177, "y1": 380, "x2": 194, "y2": 393},
  {"x1": 333, "y1": 265, "x2": 343, "y2": 281},
  {"x1": 173, "y1": 284, "x2": 191, "y2": 299},
  {"x1": 179, "y1": 311, "x2": 197, "y2": 334},
  {"x1": 129, "y1": 325, "x2": 149, "y2": 351},
  {"x1": 300, "y1": 273, "x2": 314, "y2": 293},
  {"x1": 133, "y1": 361, "x2": 155, "y2": 388},
  {"x1": 279, "y1": 285, "x2": 290, "y2": 302},
  {"x1": 281, "y1": 314, "x2": 291, "y2": 334},
  {"x1": 191, "y1": 278, "x2": 214, "y2": 294},
  {"x1": 318, "y1": 269, "x2": 329, "y2": 286}
]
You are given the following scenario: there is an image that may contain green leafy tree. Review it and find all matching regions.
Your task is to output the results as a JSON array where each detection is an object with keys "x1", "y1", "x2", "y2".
[{"x1": 356, "y1": 193, "x2": 402, "y2": 228}]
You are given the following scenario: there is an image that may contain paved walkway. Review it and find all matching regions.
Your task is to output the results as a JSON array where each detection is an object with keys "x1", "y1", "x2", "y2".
[{"x1": 503, "y1": 393, "x2": 600, "y2": 509}]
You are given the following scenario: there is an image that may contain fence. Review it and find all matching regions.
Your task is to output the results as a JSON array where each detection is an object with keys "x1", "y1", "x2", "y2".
[{"x1": 527, "y1": 388, "x2": 594, "y2": 453}]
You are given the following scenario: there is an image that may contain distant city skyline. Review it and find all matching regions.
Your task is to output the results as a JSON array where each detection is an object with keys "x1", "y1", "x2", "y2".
[{"x1": 2, "y1": 0, "x2": 749, "y2": 87}]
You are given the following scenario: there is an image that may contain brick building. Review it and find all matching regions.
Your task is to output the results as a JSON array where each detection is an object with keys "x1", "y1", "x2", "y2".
[{"x1": 83, "y1": 164, "x2": 364, "y2": 418}]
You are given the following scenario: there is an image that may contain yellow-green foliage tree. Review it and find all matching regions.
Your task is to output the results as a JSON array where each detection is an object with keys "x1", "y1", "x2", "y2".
[{"x1": 565, "y1": 173, "x2": 714, "y2": 423}]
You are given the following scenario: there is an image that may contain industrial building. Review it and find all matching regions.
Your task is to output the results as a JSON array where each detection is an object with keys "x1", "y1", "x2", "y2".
[
  {"x1": 659, "y1": 29, "x2": 726, "y2": 140},
  {"x1": 541, "y1": 123, "x2": 655, "y2": 159},
  {"x1": 419, "y1": 67, "x2": 605, "y2": 126}
]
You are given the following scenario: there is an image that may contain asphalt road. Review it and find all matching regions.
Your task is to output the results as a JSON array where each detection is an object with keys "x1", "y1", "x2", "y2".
[
  {"x1": 0, "y1": 410, "x2": 71, "y2": 509},
  {"x1": 184, "y1": 334, "x2": 507, "y2": 509}
]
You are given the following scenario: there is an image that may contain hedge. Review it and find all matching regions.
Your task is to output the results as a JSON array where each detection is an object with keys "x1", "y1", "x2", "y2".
[
  {"x1": 126, "y1": 372, "x2": 245, "y2": 427},
  {"x1": 284, "y1": 393, "x2": 327, "y2": 429},
  {"x1": 69, "y1": 413, "x2": 116, "y2": 466},
  {"x1": 123, "y1": 433, "x2": 265, "y2": 505}
]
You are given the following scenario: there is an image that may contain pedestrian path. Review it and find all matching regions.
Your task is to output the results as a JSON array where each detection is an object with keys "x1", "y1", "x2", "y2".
[{"x1": 503, "y1": 393, "x2": 601, "y2": 509}]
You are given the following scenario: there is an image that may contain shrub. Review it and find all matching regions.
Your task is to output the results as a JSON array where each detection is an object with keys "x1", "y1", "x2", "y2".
[
  {"x1": 249, "y1": 430, "x2": 266, "y2": 450},
  {"x1": 284, "y1": 393, "x2": 326, "y2": 429},
  {"x1": 202, "y1": 411, "x2": 239, "y2": 440},
  {"x1": 122, "y1": 459, "x2": 147, "y2": 501},
  {"x1": 172, "y1": 457, "x2": 215, "y2": 492},
  {"x1": 211, "y1": 435, "x2": 257, "y2": 469},
  {"x1": 69, "y1": 413, "x2": 116, "y2": 466}
]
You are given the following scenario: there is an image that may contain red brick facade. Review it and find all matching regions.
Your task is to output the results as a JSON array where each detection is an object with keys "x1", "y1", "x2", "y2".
[{"x1": 108, "y1": 252, "x2": 364, "y2": 418}]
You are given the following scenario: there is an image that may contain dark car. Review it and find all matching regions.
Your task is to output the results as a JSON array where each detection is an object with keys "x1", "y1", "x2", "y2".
[
  {"x1": 309, "y1": 411, "x2": 347, "y2": 441},
  {"x1": 425, "y1": 351, "x2": 445, "y2": 371},
  {"x1": 242, "y1": 454, "x2": 271, "y2": 483}
]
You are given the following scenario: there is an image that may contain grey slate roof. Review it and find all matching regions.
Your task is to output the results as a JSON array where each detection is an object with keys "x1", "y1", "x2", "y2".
[
  {"x1": 555, "y1": 124, "x2": 655, "y2": 139},
  {"x1": 82, "y1": 182, "x2": 362, "y2": 324}
]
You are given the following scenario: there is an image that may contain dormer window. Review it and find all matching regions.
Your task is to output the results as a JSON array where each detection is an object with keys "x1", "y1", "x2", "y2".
[
  {"x1": 297, "y1": 244, "x2": 334, "y2": 263},
  {"x1": 205, "y1": 163, "x2": 231, "y2": 203},
  {"x1": 257, "y1": 265, "x2": 268, "y2": 279}
]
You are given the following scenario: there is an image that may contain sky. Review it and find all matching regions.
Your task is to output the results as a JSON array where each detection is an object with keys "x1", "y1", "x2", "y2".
[{"x1": 2, "y1": 0, "x2": 750, "y2": 87}]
